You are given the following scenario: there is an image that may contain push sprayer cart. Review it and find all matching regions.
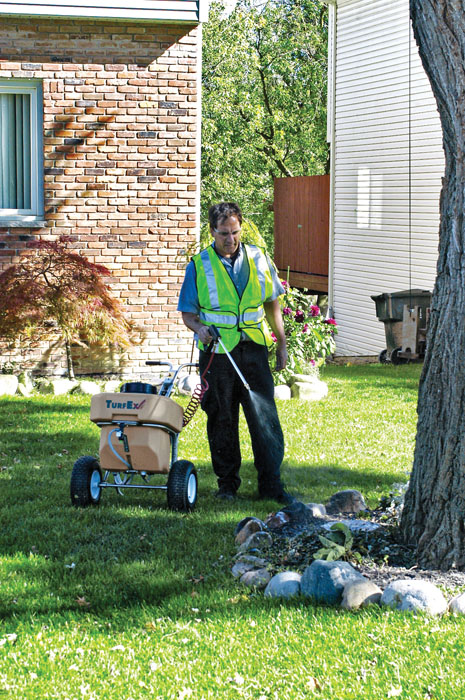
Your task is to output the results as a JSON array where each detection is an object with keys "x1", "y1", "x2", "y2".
[{"x1": 70, "y1": 360, "x2": 201, "y2": 512}]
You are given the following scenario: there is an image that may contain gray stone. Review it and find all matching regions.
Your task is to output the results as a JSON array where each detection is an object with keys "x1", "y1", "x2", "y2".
[
  {"x1": 238, "y1": 531, "x2": 273, "y2": 554},
  {"x1": 234, "y1": 554, "x2": 268, "y2": 567},
  {"x1": 449, "y1": 592, "x2": 465, "y2": 614},
  {"x1": 240, "y1": 568, "x2": 271, "y2": 589},
  {"x1": 0, "y1": 375, "x2": 19, "y2": 396},
  {"x1": 341, "y1": 579, "x2": 382, "y2": 610},
  {"x1": 264, "y1": 511, "x2": 290, "y2": 530},
  {"x1": 37, "y1": 378, "x2": 78, "y2": 395},
  {"x1": 326, "y1": 489, "x2": 368, "y2": 515},
  {"x1": 281, "y1": 501, "x2": 315, "y2": 524},
  {"x1": 72, "y1": 380, "x2": 102, "y2": 396},
  {"x1": 235, "y1": 519, "x2": 263, "y2": 545},
  {"x1": 301, "y1": 560, "x2": 366, "y2": 605},
  {"x1": 231, "y1": 561, "x2": 257, "y2": 578},
  {"x1": 177, "y1": 374, "x2": 200, "y2": 396},
  {"x1": 290, "y1": 379, "x2": 328, "y2": 402},
  {"x1": 306, "y1": 503, "x2": 327, "y2": 518},
  {"x1": 264, "y1": 571, "x2": 302, "y2": 599},
  {"x1": 234, "y1": 517, "x2": 267, "y2": 537},
  {"x1": 380, "y1": 579, "x2": 448, "y2": 615},
  {"x1": 291, "y1": 373, "x2": 320, "y2": 384},
  {"x1": 274, "y1": 384, "x2": 291, "y2": 400}
]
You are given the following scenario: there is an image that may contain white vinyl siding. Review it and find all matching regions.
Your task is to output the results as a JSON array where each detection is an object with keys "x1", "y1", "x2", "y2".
[
  {"x1": 331, "y1": 0, "x2": 444, "y2": 356},
  {"x1": 0, "y1": 0, "x2": 206, "y2": 22},
  {"x1": 0, "y1": 81, "x2": 43, "y2": 222}
]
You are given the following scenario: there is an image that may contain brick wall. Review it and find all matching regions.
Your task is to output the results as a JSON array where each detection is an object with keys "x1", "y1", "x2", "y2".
[{"x1": 0, "y1": 16, "x2": 199, "y2": 377}]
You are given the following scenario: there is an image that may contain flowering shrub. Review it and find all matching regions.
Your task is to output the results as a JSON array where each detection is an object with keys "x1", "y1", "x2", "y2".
[{"x1": 271, "y1": 281, "x2": 338, "y2": 384}]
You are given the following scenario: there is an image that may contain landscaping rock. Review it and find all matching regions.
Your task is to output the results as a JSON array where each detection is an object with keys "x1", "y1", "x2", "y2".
[
  {"x1": 322, "y1": 519, "x2": 382, "y2": 533},
  {"x1": 264, "y1": 571, "x2": 302, "y2": 599},
  {"x1": 103, "y1": 380, "x2": 121, "y2": 393},
  {"x1": 235, "y1": 519, "x2": 263, "y2": 545},
  {"x1": 17, "y1": 383, "x2": 31, "y2": 397},
  {"x1": 37, "y1": 378, "x2": 78, "y2": 395},
  {"x1": 234, "y1": 554, "x2": 268, "y2": 567},
  {"x1": 0, "y1": 375, "x2": 19, "y2": 396},
  {"x1": 234, "y1": 517, "x2": 267, "y2": 537},
  {"x1": 232, "y1": 561, "x2": 258, "y2": 578},
  {"x1": 274, "y1": 384, "x2": 291, "y2": 400},
  {"x1": 301, "y1": 560, "x2": 366, "y2": 605},
  {"x1": 264, "y1": 511, "x2": 290, "y2": 530},
  {"x1": 290, "y1": 379, "x2": 328, "y2": 402},
  {"x1": 240, "y1": 568, "x2": 271, "y2": 589},
  {"x1": 18, "y1": 371, "x2": 34, "y2": 393},
  {"x1": 380, "y1": 579, "x2": 448, "y2": 615},
  {"x1": 238, "y1": 531, "x2": 273, "y2": 554},
  {"x1": 341, "y1": 579, "x2": 382, "y2": 610},
  {"x1": 449, "y1": 592, "x2": 465, "y2": 614},
  {"x1": 177, "y1": 374, "x2": 200, "y2": 396},
  {"x1": 306, "y1": 503, "x2": 327, "y2": 518},
  {"x1": 326, "y1": 489, "x2": 368, "y2": 515},
  {"x1": 72, "y1": 380, "x2": 102, "y2": 396},
  {"x1": 281, "y1": 500, "x2": 316, "y2": 525}
]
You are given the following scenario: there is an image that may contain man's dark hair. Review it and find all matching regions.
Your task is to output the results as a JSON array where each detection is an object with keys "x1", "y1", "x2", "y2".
[{"x1": 208, "y1": 202, "x2": 243, "y2": 230}]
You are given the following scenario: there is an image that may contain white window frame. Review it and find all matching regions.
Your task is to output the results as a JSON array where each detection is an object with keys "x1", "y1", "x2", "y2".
[{"x1": 0, "y1": 79, "x2": 44, "y2": 224}]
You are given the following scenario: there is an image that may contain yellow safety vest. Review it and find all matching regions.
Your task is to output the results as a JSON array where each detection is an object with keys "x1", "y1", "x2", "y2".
[{"x1": 193, "y1": 243, "x2": 275, "y2": 353}]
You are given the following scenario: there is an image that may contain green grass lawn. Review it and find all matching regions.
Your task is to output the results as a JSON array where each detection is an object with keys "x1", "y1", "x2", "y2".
[{"x1": 1, "y1": 363, "x2": 464, "y2": 700}]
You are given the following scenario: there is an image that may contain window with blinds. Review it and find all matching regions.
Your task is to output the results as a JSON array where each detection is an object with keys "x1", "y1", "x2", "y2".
[{"x1": 0, "y1": 81, "x2": 43, "y2": 221}]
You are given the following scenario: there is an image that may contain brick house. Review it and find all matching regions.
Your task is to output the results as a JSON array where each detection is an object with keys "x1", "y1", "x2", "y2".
[{"x1": 0, "y1": 0, "x2": 208, "y2": 377}]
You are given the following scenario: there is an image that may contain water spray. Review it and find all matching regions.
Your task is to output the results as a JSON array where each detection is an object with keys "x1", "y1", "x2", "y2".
[{"x1": 208, "y1": 325, "x2": 251, "y2": 392}]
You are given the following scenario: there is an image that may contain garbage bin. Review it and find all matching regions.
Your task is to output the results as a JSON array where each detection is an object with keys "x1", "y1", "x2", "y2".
[{"x1": 371, "y1": 289, "x2": 432, "y2": 363}]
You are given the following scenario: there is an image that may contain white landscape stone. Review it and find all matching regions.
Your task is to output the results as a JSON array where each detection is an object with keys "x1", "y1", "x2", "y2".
[
  {"x1": 240, "y1": 568, "x2": 271, "y2": 589},
  {"x1": 38, "y1": 378, "x2": 78, "y2": 395},
  {"x1": 0, "y1": 375, "x2": 19, "y2": 396},
  {"x1": 290, "y1": 379, "x2": 328, "y2": 401},
  {"x1": 322, "y1": 519, "x2": 382, "y2": 533},
  {"x1": 177, "y1": 374, "x2": 200, "y2": 396},
  {"x1": 72, "y1": 380, "x2": 102, "y2": 396},
  {"x1": 380, "y1": 579, "x2": 448, "y2": 615},
  {"x1": 449, "y1": 592, "x2": 465, "y2": 614},
  {"x1": 274, "y1": 384, "x2": 291, "y2": 400},
  {"x1": 306, "y1": 503, "x2": 327, "y2": 518}
]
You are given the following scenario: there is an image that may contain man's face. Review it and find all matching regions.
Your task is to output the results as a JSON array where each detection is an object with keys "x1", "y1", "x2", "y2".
[{"x1": 211, "y1": 215, "x2": 241, "y2": 258}]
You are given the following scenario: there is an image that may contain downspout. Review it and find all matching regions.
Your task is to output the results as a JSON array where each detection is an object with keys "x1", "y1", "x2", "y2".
[{"x1": 323, "y1": 0, "x2": 337, "y2": 318}]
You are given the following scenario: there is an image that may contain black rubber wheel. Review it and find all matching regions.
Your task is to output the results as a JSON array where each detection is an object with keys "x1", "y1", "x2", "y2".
[
  {"x1": 70, "y1": 456, "x2": 102, "y2": 507},
  {"x1": 378, "y1": 349, "x2": 389, "y2": 364},
  {"x1": 390, "y1": 347, "x2": 408, "y2": 365},
  {"x1": 167, "y1": 460, "x2": 197, "y2": 512}
]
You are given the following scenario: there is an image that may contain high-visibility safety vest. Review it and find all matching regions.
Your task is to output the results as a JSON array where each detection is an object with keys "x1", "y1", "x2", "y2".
[{"x1": 193, "y1": 243, "x2": 275, "y2": 353}]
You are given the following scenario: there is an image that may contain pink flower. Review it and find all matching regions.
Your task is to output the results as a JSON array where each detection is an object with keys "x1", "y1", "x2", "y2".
[
  {"x1": 310, "y1": 359, "x2": 316, "y2": 366},
  {"x1": 302, "y1": 323, "x2": 309, "y2": 333},
  {"x1": 281, "y1": 280, "x2": 289, "y2": 288},
  {"x1": 310, "y1": 305, "x2": 320, "y2": 317},
  {"x1": 271, "y1": 332, "x2": 277, "y2": 342},
  {"x1": 294, "y1": 310, "x2": 305, "y2": 323},
  {"x1": 283, "y1": 307, "x2": 293, "y2": 316},
  {"x1": 324, "y1": 318, "x2": 337, "y2": 326}
]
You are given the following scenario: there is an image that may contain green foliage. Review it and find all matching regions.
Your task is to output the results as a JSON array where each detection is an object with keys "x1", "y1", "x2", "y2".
[
  {"x1": 202, "y1": 0, "x2": 329, "y2": 248},
  {"x1": 314, "y1": 522, "x2": 355, "y2": 562},
  {"x1": 270, "y1": 281, "x2": 337, "y2": 384}
]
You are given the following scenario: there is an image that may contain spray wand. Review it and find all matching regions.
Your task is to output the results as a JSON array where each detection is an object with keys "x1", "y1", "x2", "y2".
[{"x1": 208, "y1": 325, "x2": 250, "y2": 391}]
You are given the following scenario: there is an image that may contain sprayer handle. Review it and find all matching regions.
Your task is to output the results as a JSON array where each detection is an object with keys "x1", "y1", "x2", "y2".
[{"x1": 208, "y1": 325, "x2": 221, "y2": 341}]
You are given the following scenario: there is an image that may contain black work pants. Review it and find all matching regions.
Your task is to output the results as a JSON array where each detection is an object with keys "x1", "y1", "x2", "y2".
[{"x1": 199, "y1": 342, "x2": 284, "y2": 494}]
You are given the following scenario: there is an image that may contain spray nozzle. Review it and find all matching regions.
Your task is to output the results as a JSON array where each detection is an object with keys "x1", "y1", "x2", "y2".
[{"x1": 208, "y1": 324, "x2": 221, "y2": 341}]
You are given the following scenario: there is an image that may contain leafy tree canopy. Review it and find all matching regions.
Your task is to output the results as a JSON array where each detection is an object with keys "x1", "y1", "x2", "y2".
[{"x1": 202, "y1": 0, "x2": 329, "y2": 248}]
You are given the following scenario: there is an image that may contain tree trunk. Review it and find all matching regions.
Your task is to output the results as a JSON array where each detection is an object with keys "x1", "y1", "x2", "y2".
[
  {"x1": 400, "y1": 0, "x2": 465, "y2": 570},
  {"x1": 65, "y1": 339, "x2": 75, "y2": 381}
]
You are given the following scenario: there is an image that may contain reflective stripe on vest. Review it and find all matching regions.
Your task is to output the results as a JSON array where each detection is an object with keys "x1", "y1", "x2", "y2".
[{"x1": 193, "y1": 244, "x2": 274, "y2": 353}]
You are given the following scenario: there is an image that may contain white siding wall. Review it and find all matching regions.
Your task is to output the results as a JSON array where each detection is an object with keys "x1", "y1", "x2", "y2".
[{"x1": 331, "y1": 0, "x2": 444, "y2": 356}]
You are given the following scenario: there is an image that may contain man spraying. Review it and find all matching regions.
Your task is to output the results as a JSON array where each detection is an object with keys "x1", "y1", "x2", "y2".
[{"x1": 178, "y1": 201, "x2": 293, "y2": 504}]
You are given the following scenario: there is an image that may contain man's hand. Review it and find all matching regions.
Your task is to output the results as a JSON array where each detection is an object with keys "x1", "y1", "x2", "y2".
[
  {"x1": 181, "y1": 312, "x2": 212, "y2": 345},
  {"x1": 274, "y1": 341, "x2": 288, "y2": 372},
  {"x1": 197, "y1": 325, "x2": 213, "y2": 345}
]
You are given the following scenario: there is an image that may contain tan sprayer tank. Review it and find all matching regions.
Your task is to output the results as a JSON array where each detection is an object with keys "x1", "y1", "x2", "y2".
[{"x1": 90, "y1": 392, "x2": 183, "y2": 474}]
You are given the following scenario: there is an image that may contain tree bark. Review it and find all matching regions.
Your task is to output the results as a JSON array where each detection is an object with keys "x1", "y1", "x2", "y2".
[
  {"x1": 65, "y1": 339, "x2": 75, "y2": 381},
  {"x1": 400, "y1": 0, "x2": 465, "y2": 570}
]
